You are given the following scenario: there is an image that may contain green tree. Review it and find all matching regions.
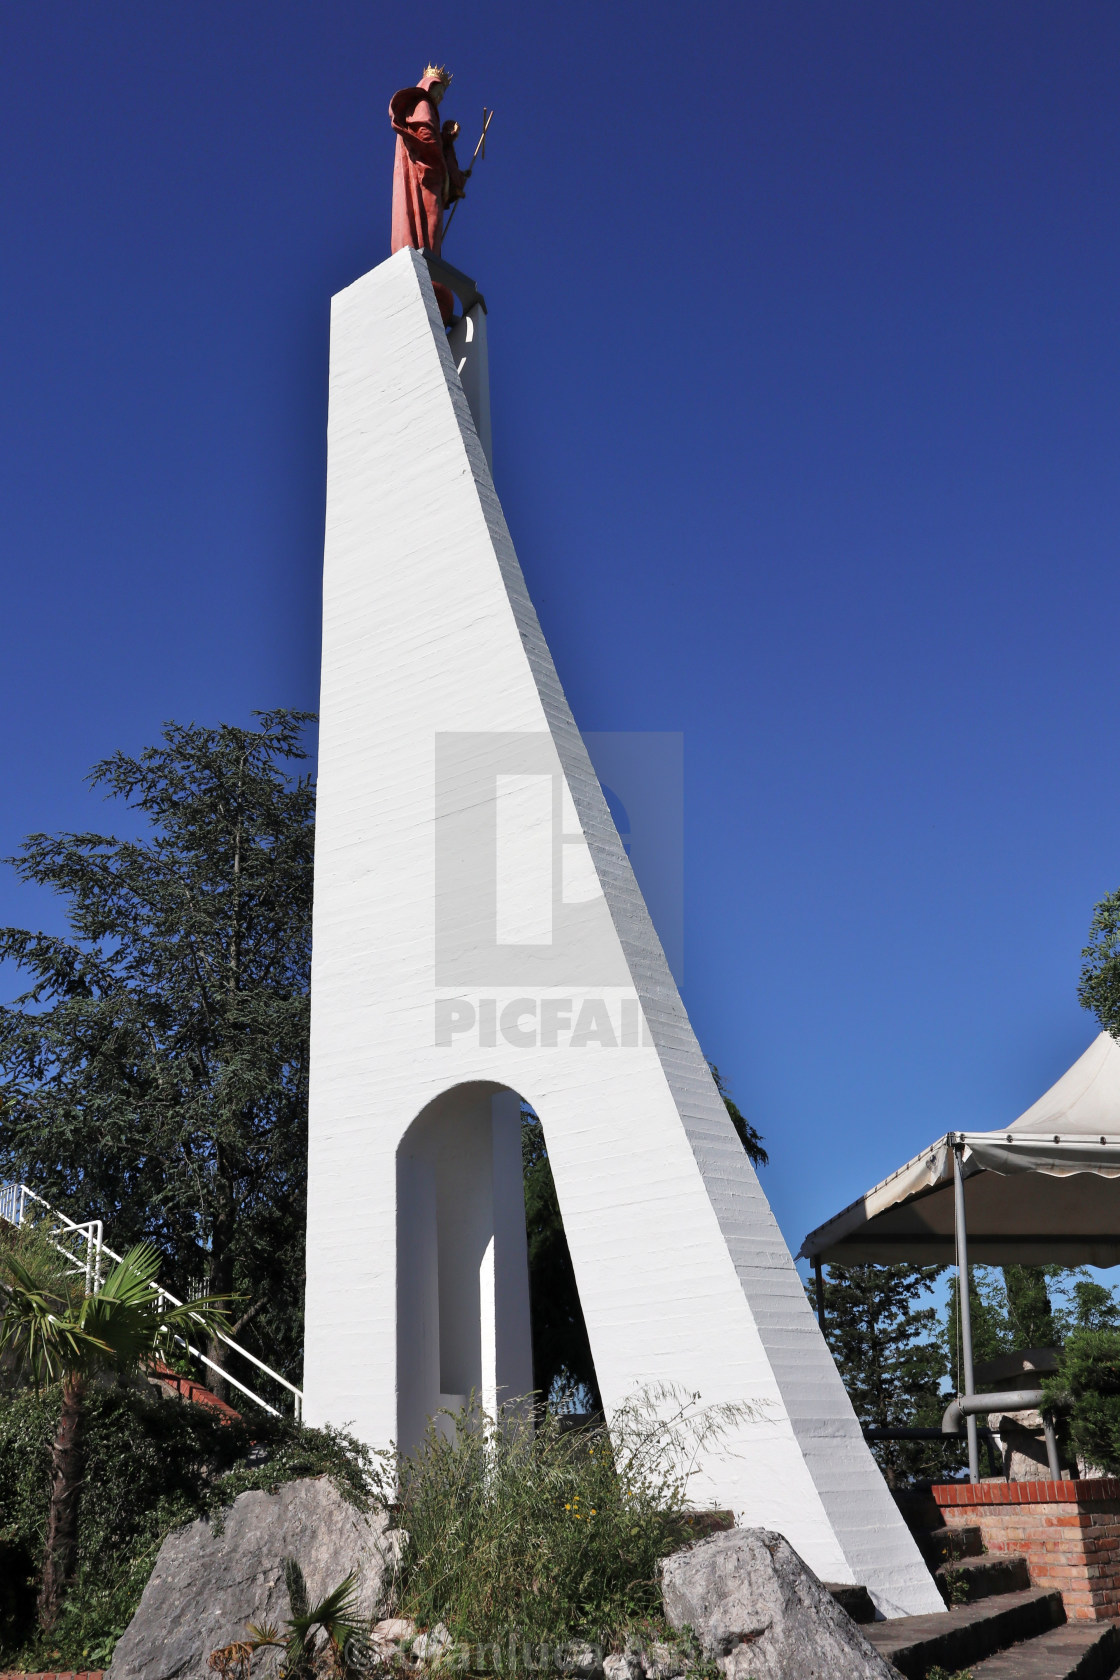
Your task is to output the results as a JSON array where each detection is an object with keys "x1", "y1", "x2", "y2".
[
  {"x1": 1044, "y1": 1329, "x2": 1120, "y2": 1477},
  {"x1": 0, "y1": 712, "x2": 314, "y2": 1398},
  {"x1": 945, "y1": 1264, "x2": 1087, "y2": 1379},
  {"x1": 1003, "y1": 1264, "x2": 1057, "y2": 1349},
  {"x1": 523, "y1": 1066, "x2": 766, "y2": 1410},
  {"x1": 522, "y1": 1110, "x2": 600, "y2": 1413},
  {"x1": 946, "y1": 1264, "x2": 1012, "y2": 1390},
  {"x1": 1064, "y1": 1278, "x2": 1120, "y2": 1333},
  {"x1": 1041, "y1": 1281, "x2": 1120, "y2": 1475},
  {"x1": 0, "y1": 1234, "x2": 229, "y2": 1632},
  {"x1": 815, "y1": 1262, "x2": 954, "y2": 1485},
  {"x1": 1079, "y1": 886, "x2": 1120, "y2": 1034},
  {"x1": 708, "y1": 1064, "x2": 768, "y2": 1166}
]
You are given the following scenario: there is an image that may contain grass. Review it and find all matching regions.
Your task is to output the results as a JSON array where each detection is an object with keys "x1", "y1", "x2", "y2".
[{"x1": 383, "y1": 1389, "x2": 748, "y2": 1676}]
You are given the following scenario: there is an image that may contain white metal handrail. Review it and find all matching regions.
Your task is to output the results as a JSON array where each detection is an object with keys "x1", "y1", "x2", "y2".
[
  {"x1": 0, "y1": 1182, "x2": 104, "y2": 1294},
  {"x1": 0, "y1": 1181, "x2": 303, "y2": 1421}
]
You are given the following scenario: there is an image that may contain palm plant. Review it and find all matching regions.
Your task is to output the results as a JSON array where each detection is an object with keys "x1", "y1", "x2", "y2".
[
  {"x1": 209, "y1": 1558, "x2": 367, "y2": 1680},
  {"x1": 0, "y1": 1229, "x2": 231, "y2": 1631}
]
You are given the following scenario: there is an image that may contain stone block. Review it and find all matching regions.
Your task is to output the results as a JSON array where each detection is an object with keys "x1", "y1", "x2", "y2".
[
  {"x1": 659, "y1": 1529, "x2": 898, "y2": 1680},
  {"x1": 108, "y1": 1477, "x2": 397, "y2": 1680}
]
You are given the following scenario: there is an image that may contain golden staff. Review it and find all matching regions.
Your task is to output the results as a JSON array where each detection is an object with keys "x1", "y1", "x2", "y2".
[{"x1": 443, "y1": 107, "x2": 493, "y2": 240}]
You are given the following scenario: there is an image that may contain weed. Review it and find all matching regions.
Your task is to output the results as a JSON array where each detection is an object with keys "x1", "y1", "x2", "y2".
[
  {"x1": 937, "y1": 1564, "x2": 970, "y2": 1607},
  {"x1": 382, "y1": 1387, "x2": 753, "y2": 1676}
]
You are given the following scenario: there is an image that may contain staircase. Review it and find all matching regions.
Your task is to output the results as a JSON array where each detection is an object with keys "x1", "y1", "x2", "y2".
[
  {"x1": 856, "y1": 1524, "x2": 1120, "y2": 1679},
  {"x1": 0, "y1": 1181, "x2": 303, "y2": 1420}
]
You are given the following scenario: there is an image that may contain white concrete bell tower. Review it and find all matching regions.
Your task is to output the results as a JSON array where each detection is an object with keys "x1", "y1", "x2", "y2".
[{"x1": 303, "y1": 248, "x2": 942, "y2": 1618}]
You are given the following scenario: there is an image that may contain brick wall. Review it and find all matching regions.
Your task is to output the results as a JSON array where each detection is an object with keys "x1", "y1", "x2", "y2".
[
  {"x1": 934, "y1": 1478, "x2": 1120, "y2": 1621},
  {"x1": 0, "y1": 1670, "x2": 105, "y2": 1679}
]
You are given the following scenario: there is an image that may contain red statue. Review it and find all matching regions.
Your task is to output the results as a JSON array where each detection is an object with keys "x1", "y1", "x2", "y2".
[{"x1": 389, "y1": 65, "x2": 466, "y2": 324}]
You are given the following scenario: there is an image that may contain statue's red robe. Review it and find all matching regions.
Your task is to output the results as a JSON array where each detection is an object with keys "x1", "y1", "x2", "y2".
[{"x1": 389, "y1": 75, "x2": 465, "y2": 324}]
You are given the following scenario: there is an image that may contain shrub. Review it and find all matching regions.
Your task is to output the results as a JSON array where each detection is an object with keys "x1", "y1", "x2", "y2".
[
  {"x1": 0, "y1": 1382, "x2": 375, "y2": 1670},
  {"x1": 1044, "y1": 1328, "x2": 1120, "y2": 1474},
  {"x1": 386, "y1": 1390, "x2": 745, "y2": 1674}
]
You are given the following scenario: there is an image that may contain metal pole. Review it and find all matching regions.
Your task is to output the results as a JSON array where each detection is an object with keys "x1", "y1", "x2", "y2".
[
  {"x1": 814, "y1": 1259, "x2": 826, "y2": 1331},
  {"x1": 1042, "y1": 1413, "x2": 1061, "y2": 1480},
  {"x1": 953, "y1": 1139, "x2": 980, "y2": 1483}
]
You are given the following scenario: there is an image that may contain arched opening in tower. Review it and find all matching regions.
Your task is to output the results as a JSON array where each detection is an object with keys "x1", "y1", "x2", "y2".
[{"x1": 395, "y1": 1081, "x2": 602, "y2": 1454}]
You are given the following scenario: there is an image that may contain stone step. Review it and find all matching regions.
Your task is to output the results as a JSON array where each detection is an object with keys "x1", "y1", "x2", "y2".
[
  {"x1": 863, "y1": 1587, "x2": 1065, "y2": 1679},
  {"x1": 824, "y1": 1581, "x2": 877, "y2": 1623},
  {"x1": 917, "y1": 1522, "x2": 985, "y2": 1567},
  {"x1": 967, "y1": 1620, "x2": 1120, "y2": 1680},
  {"x1": 936, "y1": 1551, "x2": 1033, "y2": 1602}
]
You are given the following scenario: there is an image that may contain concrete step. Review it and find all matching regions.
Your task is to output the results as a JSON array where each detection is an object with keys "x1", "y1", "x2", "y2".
[
  {"x1": 863, "y1": 1588, "x2": 1065, "y2": 1679},
  {"x1": 824, "y1": 1581, "x2": 877, "y2": 1623},
  {"x1": 936, "y1": 1551, "x2": 1032, "y2": 1603},
  {"x1": 917, "y1": 1523, "x2": 985, "y2": 1567},
  {"x1": 967, "y1": 1620, "x2": 1120, "y2": 1680}
]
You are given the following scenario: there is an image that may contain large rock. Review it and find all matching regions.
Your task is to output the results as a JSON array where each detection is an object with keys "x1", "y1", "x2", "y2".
[
  {"x1": 110, "y1": 1476, "x2": 399, "y2": 1680},
  {"x1": 660, "y1": 1529, "x2": 899, "y2": 1680}
]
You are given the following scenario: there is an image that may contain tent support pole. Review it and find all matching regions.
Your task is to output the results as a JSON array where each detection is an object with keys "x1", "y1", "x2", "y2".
[
  {"x1": 814, "y1": 1259, "x2": 826, "y2": 1332},
  {"x1": 953, "y1": 1139, "x2": 980, "y2": 1484}
]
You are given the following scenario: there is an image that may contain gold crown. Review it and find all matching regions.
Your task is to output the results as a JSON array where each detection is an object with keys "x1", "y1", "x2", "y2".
[{"x1": 423, "y1": 63, "x2": 453, "y2": 86}]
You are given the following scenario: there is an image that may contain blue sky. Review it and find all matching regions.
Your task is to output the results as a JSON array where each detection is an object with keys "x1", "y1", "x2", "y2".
[{"x1": 2, "y1": 1, "x2": 1120, "y2": 1261}]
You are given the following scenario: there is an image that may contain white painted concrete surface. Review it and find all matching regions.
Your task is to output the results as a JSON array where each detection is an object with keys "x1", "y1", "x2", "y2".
[
  {"x1": 447, "y1": 302, "x2": 491, "y2": 471},
  {"x1": 303, "y1": 248, "x2": 943, "y2": 1617},
  {"x1": 396, "y1": 1084, "x2": 532, "y2": 1450}
]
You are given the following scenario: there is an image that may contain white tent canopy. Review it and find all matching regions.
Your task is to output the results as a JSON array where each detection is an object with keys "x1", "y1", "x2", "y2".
[{"x1": 800, "y1": 1032, "x2": 1120, "y2": 1269}]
